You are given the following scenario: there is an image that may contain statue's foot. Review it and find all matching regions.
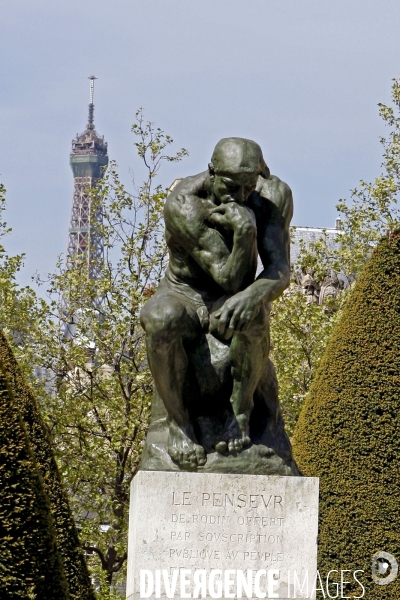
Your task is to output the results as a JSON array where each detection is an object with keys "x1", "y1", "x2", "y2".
[
  {"x1": 215, "y1": 412, "x2": 251, "y2": 455},
  {"x1": 168, "y1": 420, "x2": 207, "y2": 469}
]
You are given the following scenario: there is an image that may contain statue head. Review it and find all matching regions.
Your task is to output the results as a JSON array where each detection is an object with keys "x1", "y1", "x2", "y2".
[{"x1": 209, "y1": 137, "x2": 270, "y2": 203}]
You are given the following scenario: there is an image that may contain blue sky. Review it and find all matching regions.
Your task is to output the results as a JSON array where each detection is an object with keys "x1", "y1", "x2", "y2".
[{"x1": 1, "y1": 0, "x2": 400, "y2": 284}]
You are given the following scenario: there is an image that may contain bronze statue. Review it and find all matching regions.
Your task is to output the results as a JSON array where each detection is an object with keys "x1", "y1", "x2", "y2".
[{"x1": 141, "y1": 138, "x2": 299, "y2": 475}]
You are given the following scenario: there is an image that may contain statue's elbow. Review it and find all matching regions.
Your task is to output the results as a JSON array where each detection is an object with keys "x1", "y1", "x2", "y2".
[{"x1": 271, "y1": 267, "x2": 290, "y2": 297}]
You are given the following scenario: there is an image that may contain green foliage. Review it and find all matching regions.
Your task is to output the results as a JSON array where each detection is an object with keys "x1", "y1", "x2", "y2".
[
  {"x1": 32, "y1": 110, "x2": 188, "y2": 587},
  {"x1": 0, "y1": 360, "x2": 69, "y2": 600},
  {"x1": 293, "y1": 233, "x2": 400, "y2": 598},
  {"x1": 272, "y1": 76, "x2": 400, "y2": 433},
  {"x1": 299, "y1": 77, "x2": 400, "y2": 283},
  {"x1": 0, "y1": 330, "x2": 95, "y2": 600},
  {"x1": 0, "y1": 183, "x2": 49, "y2": 381},
  {"x1": 270, "y1": 288, "x2": 340, "y2": 436},
  {"x1": 94, "y1": 571, "x2": 124, "y2": 600},
  {"x1": 0, "y1": 185, "x2": 95, "y2": 598}
]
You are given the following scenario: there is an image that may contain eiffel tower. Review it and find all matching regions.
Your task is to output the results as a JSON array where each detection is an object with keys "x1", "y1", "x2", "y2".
[{"x1": 67, "y1": 76, "x2": 108, "y2": 279}]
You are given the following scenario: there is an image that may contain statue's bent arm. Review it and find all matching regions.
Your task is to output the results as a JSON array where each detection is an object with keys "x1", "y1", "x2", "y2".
[
  {"x1": 165, "y1": 190, "x2": 257, "y2": 294},
  {"x1": 251, "y1": 176, "x2": 293, "y2": 304}
]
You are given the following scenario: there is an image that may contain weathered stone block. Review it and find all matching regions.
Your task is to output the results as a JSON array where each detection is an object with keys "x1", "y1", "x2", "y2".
[{"x1": 126, "y1": 471, "x2": 319, "y2": 599}]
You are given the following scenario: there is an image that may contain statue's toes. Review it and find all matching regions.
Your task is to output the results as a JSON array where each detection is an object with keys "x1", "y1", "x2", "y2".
[
  {"x1": 188, "y1": 453, "x2": 198, "y2": 468},
  {"x1": 227, "y1": 438, "x2": 245, "y2": 454},
  {"x1": 196, "y1": 446, "x2": 207, "y2": 466},
  {"x1": 169, "y1": 445, "x2": 187, "y2": 468},
  {"x1": 228, "y1": 439, "x2": 241, "y2": 454},
  {"x1": 178, "y1": 451, "x2": 187, "y2": 467},
  {"x1": 215, "y1": 441, "x2": 227, "y2": 454},
  {"x1": 181, "y1": 450, "x2": 195, "y2": 468},
  {"x1": 169, "y1": 445, "x2": 179, "y2": 462},
  {"x1": 243, "y1": 435, "x2": 251, "y2": 447},
  {"x1": 235, "y1": 438, "x2": 244, "y2": 452}
]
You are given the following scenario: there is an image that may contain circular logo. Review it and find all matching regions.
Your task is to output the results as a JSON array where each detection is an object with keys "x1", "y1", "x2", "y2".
[{"x1": 372, "y1": 551, "x2": 398, "y2": 585}]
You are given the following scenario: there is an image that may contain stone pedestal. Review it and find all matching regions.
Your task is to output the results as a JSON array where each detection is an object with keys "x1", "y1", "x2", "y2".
[{"x1": 126, "y1": 471, "x2": 319, "y2": 600}]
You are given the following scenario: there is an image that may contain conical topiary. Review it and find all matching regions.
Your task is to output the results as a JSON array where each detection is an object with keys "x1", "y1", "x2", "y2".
[
  {"x1": 293, "y1": 232, "x2": 400, "y2": 598},
  {"x1": 0, "y1": 367, "x2": 70, "y2": 599},
  {"x1": 0, "y1": 331, "x2": 96, "y2": 600}
]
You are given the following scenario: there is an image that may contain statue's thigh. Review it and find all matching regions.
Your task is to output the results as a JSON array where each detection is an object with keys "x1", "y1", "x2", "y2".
[
  {"x1": 229, "y1": 308, "x2": 270, "y2": 373},
  {"x1": 243, "y1": 305, "x2": 270, "y2": 344},
  {"x1": 141, "y1": 290, "x2": 201, "y2": 342}
]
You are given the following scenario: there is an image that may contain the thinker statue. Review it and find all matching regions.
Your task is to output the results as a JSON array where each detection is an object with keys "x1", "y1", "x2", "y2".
[{"x1": 141, "y1": 138, "x2": 299, "y2": 475}]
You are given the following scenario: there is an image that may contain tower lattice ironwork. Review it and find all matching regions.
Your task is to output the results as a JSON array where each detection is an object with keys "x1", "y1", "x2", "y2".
[{"x1": 67, "y1": 76, "x2": 108, "y2": 279}]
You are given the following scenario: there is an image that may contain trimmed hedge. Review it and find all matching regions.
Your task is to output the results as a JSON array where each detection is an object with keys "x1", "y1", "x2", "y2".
[
  {"x1": 293, "y1": 233, "x2": 400, "y2": 598},
  {"x1": 0, "y1": 367, "x2": 69, "y2": 599},
  {"x1": 0, "y1": 331, "x2": 96, "y2": 600}
]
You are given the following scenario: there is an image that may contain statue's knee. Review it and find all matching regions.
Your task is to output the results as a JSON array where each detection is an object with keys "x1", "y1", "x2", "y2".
[
  {"x1": 141, "y1": 299, "x2": 186, "y2": 343},
  {"x1": 140, "y1": 301, "x2": 158, "y2": 332}
]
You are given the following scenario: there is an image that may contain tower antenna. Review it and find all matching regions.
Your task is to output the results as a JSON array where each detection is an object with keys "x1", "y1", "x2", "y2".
[{"x1": 88, "y1": 75, "x2": 97, "y2": 126}]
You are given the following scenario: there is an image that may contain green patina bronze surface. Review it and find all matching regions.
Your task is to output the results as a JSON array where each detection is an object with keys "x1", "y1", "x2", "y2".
[{"x1": 140, "y1": 138, "x2": 299, "y2": 475}]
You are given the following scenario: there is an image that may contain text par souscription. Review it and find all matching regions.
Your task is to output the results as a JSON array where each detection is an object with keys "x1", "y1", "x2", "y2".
[{"x1": 139, "y1": 569, "x2": 366, "y2": 599}]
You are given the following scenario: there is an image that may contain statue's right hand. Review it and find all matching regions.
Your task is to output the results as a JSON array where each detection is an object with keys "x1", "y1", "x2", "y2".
[
  {"x1": 210, "y1": 289, "x2": 262, "y2": 339},
  {"x1": 210, "y1": 202, "x2": 256, "y2": 235}
]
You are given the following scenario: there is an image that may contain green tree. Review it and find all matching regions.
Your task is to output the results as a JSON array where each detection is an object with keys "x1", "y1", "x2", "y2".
[
  {"x1": 293, "y1": 232, "x2": 400, "y2": 599},
  {"x1": 270, "y1": 285, "x2": 340, "y2": 436},
  {"x1": 0, "y1": 358, "x2": 69, "y2": 600},
  {"x1": 297, "y1": 77, "x2": 400, "y2": 282},
  {"x1": 271, "y1": 76, "x2": 400, "y2": 433},
  {"x1": 0, "y1": 183, "x2": 95, "y2": 600},
  {"x1": 33, "y1": 112, "x2": 188, "y2": 590},
  {"x1": 0, "y1": 330, "x2": 96, "y2": 600},
  {"x1": 0, "y1": 183, "x2": 49, "y2": 378}
]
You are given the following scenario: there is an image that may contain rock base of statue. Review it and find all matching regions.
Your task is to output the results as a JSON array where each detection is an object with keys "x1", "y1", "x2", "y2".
[
  {"x1": 141, "y1": 416, "x2": 298, "y2": 475},
  {"x1": 126, "y1": 471, "x2": 319, "y2": 600},
  {"x1": 141, "y1": 354, "x2": 300, "y2": 476}
]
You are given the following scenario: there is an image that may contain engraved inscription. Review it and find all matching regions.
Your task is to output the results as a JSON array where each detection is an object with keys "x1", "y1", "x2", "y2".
[
  {"x1": 172, "y1": 492, "x2": 192, "y2": 505},
  {"x1": 127, "y1": 472, "x2": 319, "y2": 600},
  {"x1": 167, "y1": 488, "x2": 285, "y2": 570},
  {"x1": 201, "y1": 492, "x2": 283, "y2": 509}
]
